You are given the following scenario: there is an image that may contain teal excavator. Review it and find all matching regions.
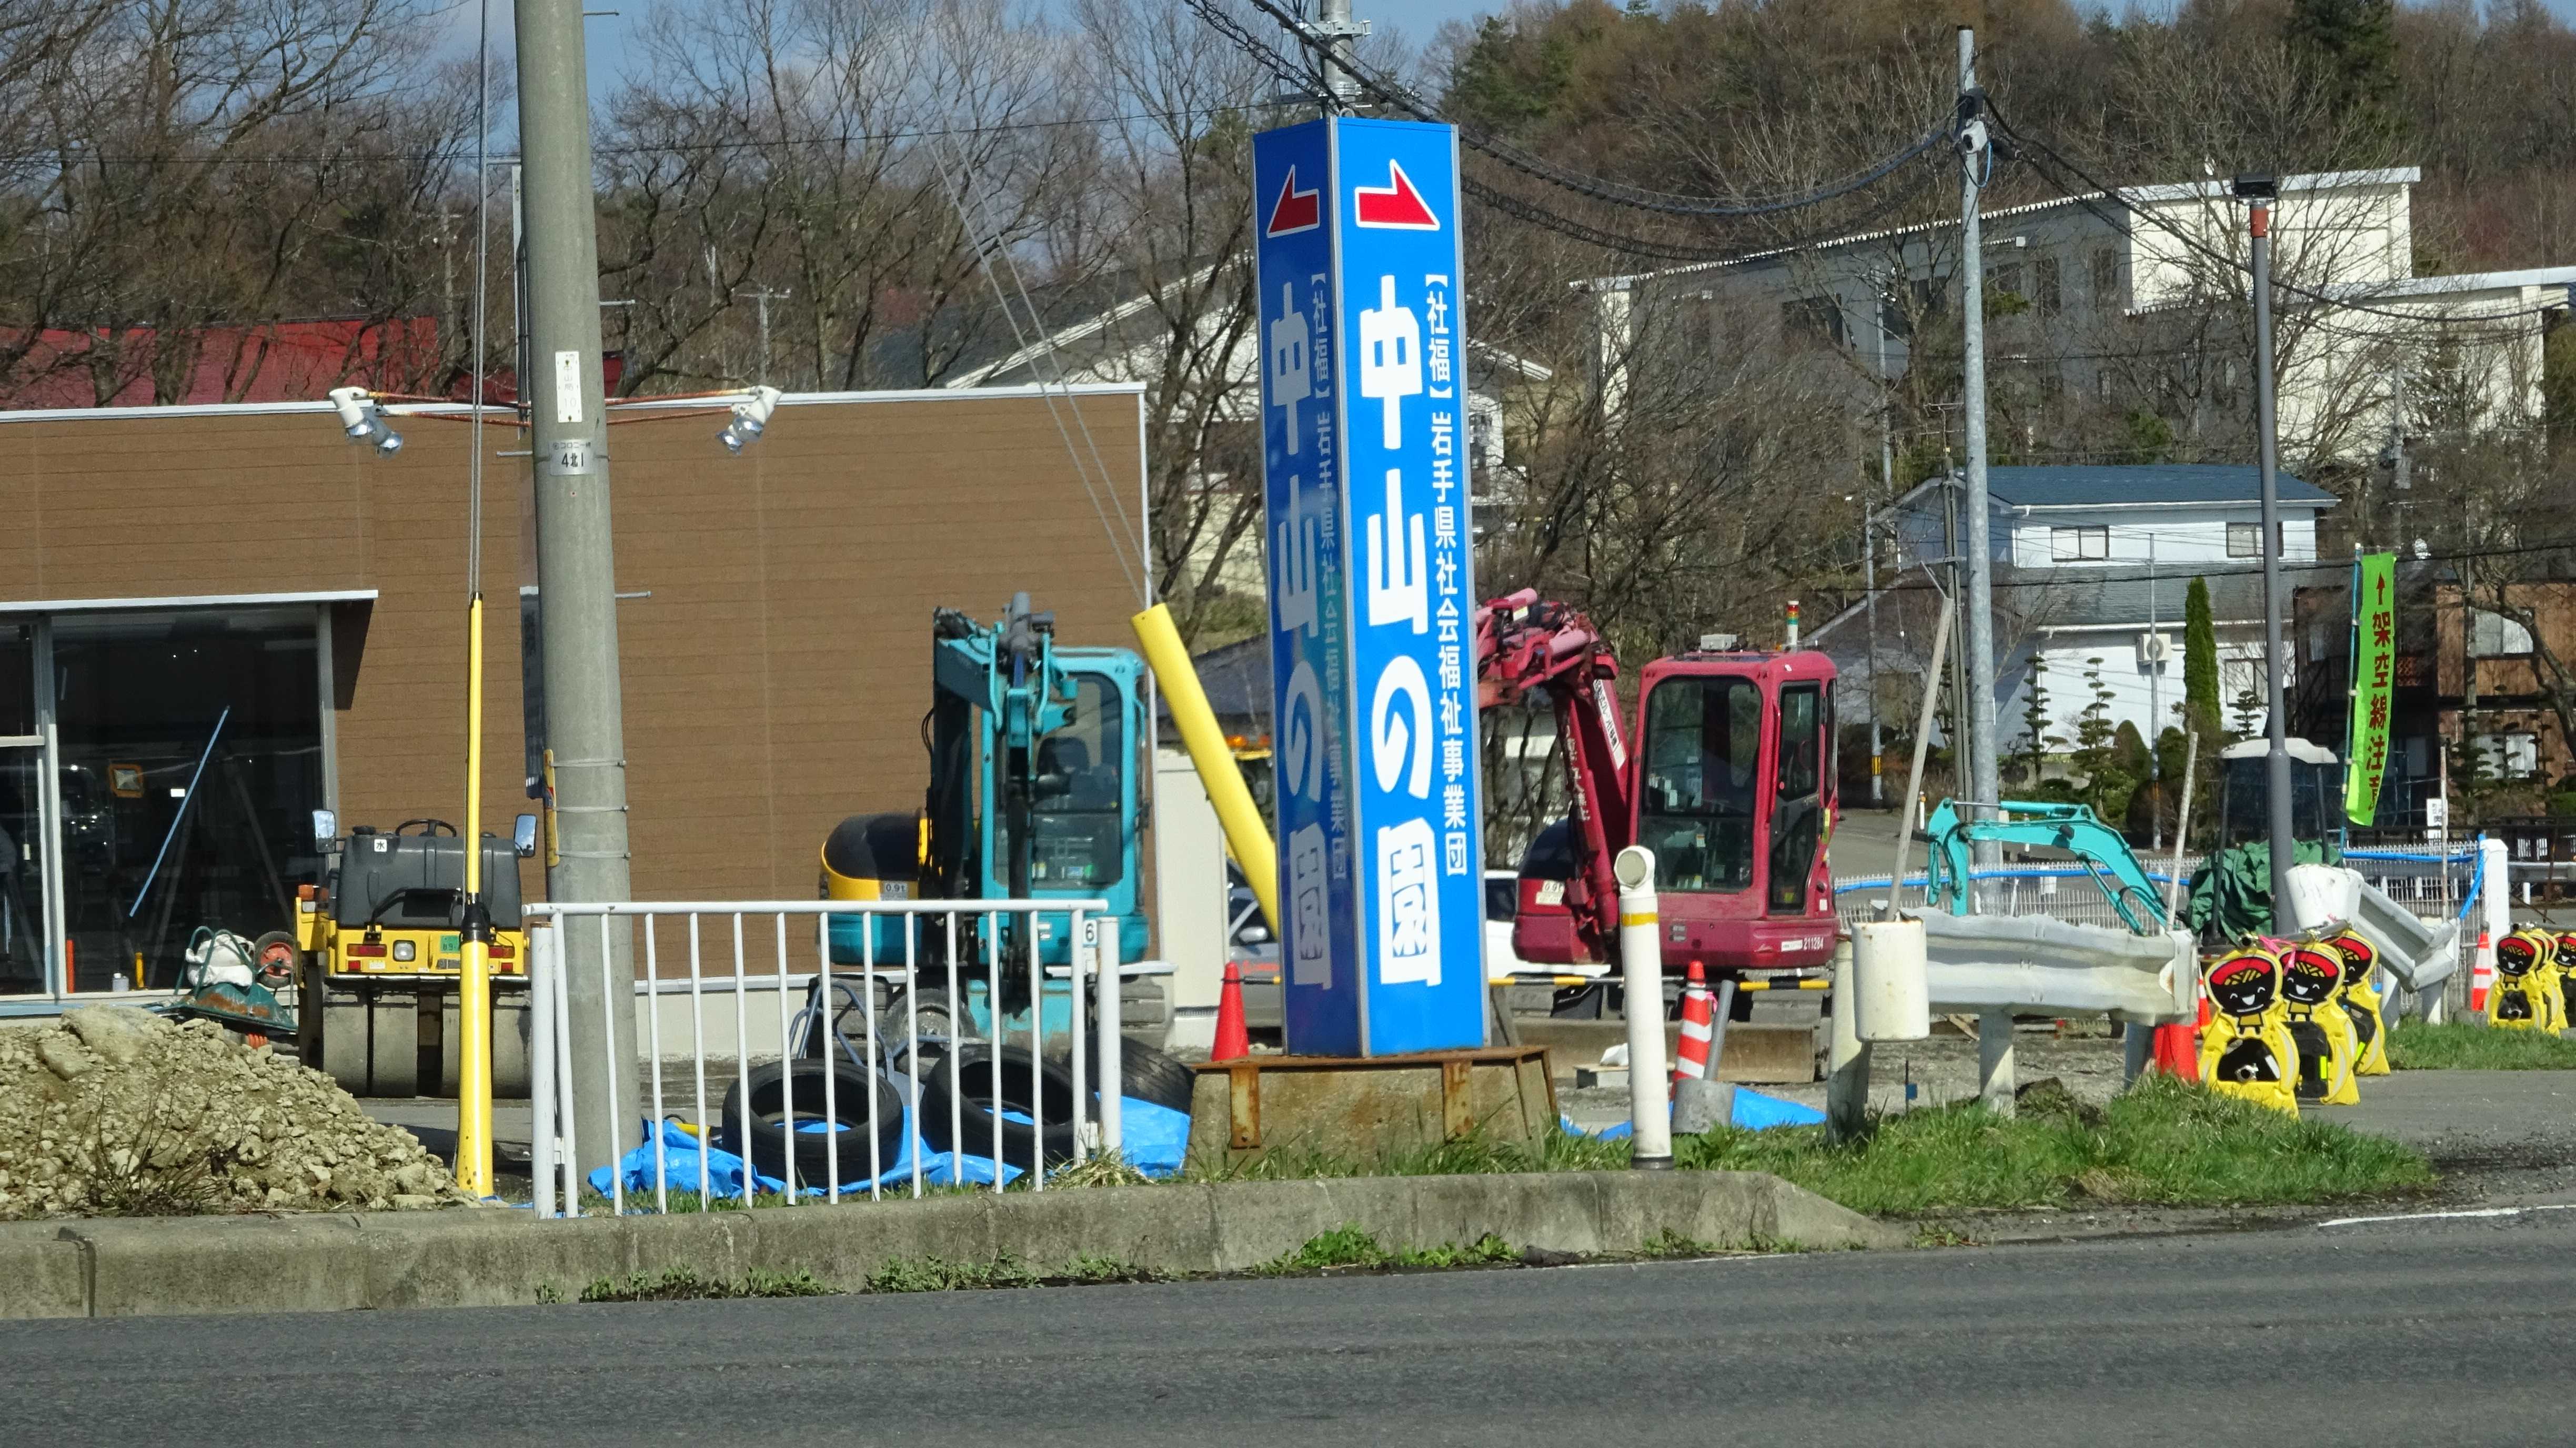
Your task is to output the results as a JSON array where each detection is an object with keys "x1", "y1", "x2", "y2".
[{"x1": 1921, "y1": 798, "x2": 2169, "y2": 934}]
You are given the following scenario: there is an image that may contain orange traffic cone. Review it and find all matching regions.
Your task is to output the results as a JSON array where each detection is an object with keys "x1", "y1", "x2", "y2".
[
  {"x1": 1213, "y1": 962, "x2": 1250, "y2": 1062},
  {"x1": 2150, "y1": 996, "x2": 2207, "y2": 1079},
  {"x1": 1672, "y1": 960, "x2": 1714, "y2": 1087},
  {"x1": 2470, "y1": 930, "x2": 2496, "y2": 1016}
]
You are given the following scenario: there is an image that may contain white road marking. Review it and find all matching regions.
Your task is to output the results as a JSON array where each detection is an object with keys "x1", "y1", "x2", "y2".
[{"x1": 2317, "y1": 1202, "x2": 2576, "y2": 1229}]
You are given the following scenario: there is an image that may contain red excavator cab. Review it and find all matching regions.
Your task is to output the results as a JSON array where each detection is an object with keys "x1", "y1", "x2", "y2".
[{"x1": 1625, "y1": 646, "x2": 1839, "y2": 971}]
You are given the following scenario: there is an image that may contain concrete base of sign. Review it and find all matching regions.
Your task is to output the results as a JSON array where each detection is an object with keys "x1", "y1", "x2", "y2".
[{"x1": 1185, "y1": 1047, "x2": 1559, "y2": 1173}]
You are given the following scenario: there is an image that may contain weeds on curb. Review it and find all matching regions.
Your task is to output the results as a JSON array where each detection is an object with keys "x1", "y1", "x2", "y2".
[
  {"x1": 1255, "y1": 1224, "x2": 1518, "y2": 1275},
  {"x1": 567, "y1": 1266, "x2": 834, "y2": 1302},
  {"x1": 861, "y1": 1252, "x2": 1163, "y2": 1293}
]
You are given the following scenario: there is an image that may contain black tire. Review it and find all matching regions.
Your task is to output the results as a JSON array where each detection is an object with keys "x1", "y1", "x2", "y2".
[
  {"x1": 920, "y1": 1045, "x2": 1079, "y2": 1176},
  {"x1": 719, "y1": 1059, "x2": 905, "y2": 1189},
  {"x1": 1117, "y1": 1041, "x2": 1196, "y2": 1112}
]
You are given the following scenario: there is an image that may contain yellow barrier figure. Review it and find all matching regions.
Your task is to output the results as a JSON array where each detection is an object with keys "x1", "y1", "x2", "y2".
[
  {"x1": 2489, "y1": 930, "x2": 2559, "y2": 1031},
  {"x1": 2199, "y1": 944, "x2": 2299, "y2": 1115},
  {"x1": 2279, "y1": 941, "x2": 2360, "y2": 1106},
  {"x1": 2557, "y1": 931, "x2": 2576, "y2": 1029},
  {"x1": 2531, "y1": 928, "x2": 2569, "y2": 1033},
  {"x1": 2328, "y1": 930, "x2": 2390, "y2": 1077}
]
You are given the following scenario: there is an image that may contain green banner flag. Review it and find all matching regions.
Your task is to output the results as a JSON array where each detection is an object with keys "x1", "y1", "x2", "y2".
[{"x1": 2346, "y1": 552, "x2": 2397, "y2": 825}]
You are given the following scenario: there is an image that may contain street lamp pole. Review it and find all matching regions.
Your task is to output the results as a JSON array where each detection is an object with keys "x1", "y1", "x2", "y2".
[{"x1": 2238, "y1": 173, "x2": 2297, "y2": 911}]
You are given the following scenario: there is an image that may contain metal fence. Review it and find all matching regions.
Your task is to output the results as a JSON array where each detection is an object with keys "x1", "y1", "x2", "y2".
[{"x1": 526, "y1": 899, "x2": 1123, "y2": 1218}]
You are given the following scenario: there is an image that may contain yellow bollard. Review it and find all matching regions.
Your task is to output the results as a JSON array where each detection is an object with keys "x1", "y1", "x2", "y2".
[
  {"x1": 1129, "y1": 603, "x2": 1277, "y2": 936},
  {"x1": 2490, "y1": 929, "x2": 2559, "y2": 1031},
  {"x1": 2198, "y1": 944, "x2": 2299, "y2": 1115},
  {"x1": 455, "y1": 592, "x2": 495, "y2": 1197}
]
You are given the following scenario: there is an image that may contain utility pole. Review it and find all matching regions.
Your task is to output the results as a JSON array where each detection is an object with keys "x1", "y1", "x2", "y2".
[
  {"x1": 2237, "y1": 173, "x2": 2296, "y2": 913},
  {"x1": 518, "y1": 0, "x2": 638, "y2": 1175},
  {"x1": 1316, "y1": 1, "x2": 1364, "y2": 110},
  {"x1": 1957, "y1": 29, "x2": 2001, "y2": 853},
  {"x1": 1869, "y1": 293, "x2": 1894, "y2": 807},
  {"x1": 735, "y1": 286, "x2": 791, "y2": 385}
]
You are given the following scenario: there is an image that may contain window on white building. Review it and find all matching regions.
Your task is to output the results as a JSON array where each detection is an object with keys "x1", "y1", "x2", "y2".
[
  {"x1": 2089, "y1": 247, "x2": 2120, "y2": 309},
  {"x1": 2034, "y1": 255, "x2": 2061, "y2": 315},
  {"x1": 2225, "y1": 521, "x2": 2283, "y2": 558},
  {"x1": 2050, "y1": 526, "x2": 2109, "y2": 561}
]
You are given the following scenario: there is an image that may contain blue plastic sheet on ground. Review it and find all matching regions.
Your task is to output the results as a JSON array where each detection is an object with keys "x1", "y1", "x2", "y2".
[
  {"x1": 585, "y1": 1090, "x2": 1190, "y2": 1204},
  {"x1": 1562, "y1": 1087, "x2": 1825, "y2": 1141}
]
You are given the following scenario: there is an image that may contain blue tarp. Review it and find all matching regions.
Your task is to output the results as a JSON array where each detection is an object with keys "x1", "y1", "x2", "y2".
[
  {"x1": 587, "y1": 1091, "x2": 1192, "y2": 1204},
  {"x1": 1566, "y1": 1086, "x2": 1827, "y2": 1141}
]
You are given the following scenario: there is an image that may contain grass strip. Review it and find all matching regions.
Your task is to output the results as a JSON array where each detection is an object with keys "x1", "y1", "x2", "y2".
[
  {"x1": 1674, "y1": 1074, "x2": 2431, "y2": 1215},
  {"x1": 556, "y1": 1265, "x2": 833, "y2": 1303},
  {"x1": 1255, "y1": 1225, "x2": 1519, "y2": 1275},
  {"x1": 2386, "y1": 1020, "x2": 2576, "y2": 1070}
]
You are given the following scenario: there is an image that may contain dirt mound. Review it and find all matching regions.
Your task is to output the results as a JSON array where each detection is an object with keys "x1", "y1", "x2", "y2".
[{"x1": 0, "y1": 1005, "x2": 478, "y2": 1219}]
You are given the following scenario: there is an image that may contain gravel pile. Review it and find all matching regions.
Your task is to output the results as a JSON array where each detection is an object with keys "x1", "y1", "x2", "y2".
[{"x1": 0, "y1": 1005, "x2": 478, "y2": 1219}]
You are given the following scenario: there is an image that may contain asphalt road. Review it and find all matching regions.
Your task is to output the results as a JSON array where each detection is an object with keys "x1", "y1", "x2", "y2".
[{"x1": 7, "y1": 1208, "x2": 2572, "y2": 1445}]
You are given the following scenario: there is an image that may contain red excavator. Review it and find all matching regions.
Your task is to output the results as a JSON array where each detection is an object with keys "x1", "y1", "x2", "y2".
[{"x1": 1474, "y1": 589, "x2": 1840, "y2": 981}]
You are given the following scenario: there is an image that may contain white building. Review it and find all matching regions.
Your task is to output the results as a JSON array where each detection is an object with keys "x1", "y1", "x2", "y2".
[
  {"x1": 1823, "y1": 463, "x2": 2336, "y2": 753},
  {"x1": 1587, "y1": 167, "x2": 2573, "y2": 466}
]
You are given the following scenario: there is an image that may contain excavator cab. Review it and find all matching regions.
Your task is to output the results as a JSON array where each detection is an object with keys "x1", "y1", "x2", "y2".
[{"x1": 1626, "y1": 647, "x2": 1840, "y2": 970}]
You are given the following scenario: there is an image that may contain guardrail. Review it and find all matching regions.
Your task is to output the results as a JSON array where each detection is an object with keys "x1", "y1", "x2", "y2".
[{"x1": 525, "y1": 899, "x2": 1122, "y2": 1218}]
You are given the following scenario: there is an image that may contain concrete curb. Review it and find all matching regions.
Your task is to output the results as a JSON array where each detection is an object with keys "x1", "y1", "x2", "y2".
[{"x1": 0, "y1": 1169, "x2": 1905, "y2": 1320}]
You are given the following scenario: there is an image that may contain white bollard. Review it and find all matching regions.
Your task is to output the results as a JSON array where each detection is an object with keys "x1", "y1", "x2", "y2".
[
  {"x1": 528, "y1": 923, "x2": 558, "y2": 1219},
  {"x1": 1614, "y1": 847, "x2": 1674, "y2": 1170},
  {"x1": 1094, "y1": 921, "x2": 1124, "y2": 1158},
  {"x1": 1851, "y1": 918, "x2": 1930, "y2": 1042}
]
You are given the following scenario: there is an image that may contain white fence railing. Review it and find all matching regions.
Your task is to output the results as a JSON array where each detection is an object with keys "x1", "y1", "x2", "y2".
[{"x1": 526, "y1": 899, "x2": 1123, "y2": 1218}]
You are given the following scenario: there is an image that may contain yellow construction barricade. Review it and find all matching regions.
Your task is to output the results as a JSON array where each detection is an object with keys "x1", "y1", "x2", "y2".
[
  {"x1": 2200, "y1": 943, "x2": 2299, "y2": 1115},
  {"x1": 2491, "y1": 929, "x2": 2564, "y2": 1032},
  {"x1": 2328, "y1": 929, "x2": 2390, "y2": 1077},
  {"x1": 2279, "y1": 941, "x2": 2360, "y2": 1106}
]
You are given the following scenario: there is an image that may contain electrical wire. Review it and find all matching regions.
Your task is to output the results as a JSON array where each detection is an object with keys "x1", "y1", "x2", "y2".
[{"x1": 1216, "y1": 0, "x2": 1960, "y2": 220}]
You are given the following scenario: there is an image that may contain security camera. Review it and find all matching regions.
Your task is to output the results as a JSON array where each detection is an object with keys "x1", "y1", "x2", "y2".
[
  {"x1": 719, "y1": 384, "x2": 783, "y2": 455},
  {"x1": 327, "y1": 386, "x2": 403, "y2": 455}
]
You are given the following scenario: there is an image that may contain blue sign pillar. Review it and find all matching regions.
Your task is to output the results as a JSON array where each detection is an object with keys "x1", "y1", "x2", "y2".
[{"x1": 1254, "y1": 117, "x2": 1486, "y2": 1058}]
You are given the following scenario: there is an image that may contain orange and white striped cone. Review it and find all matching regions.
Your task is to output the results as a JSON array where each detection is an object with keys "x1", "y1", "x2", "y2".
[
  {"x1": 1672, "y1": 960, "x2": 1714, "y2": 1088},
  {"x1": 2470, "y1": 930, "x2": 2496, "y2": 1017}
]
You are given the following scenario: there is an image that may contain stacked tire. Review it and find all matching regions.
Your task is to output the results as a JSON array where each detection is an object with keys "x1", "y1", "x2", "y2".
[{"x1": 719, "y1": 1058, "x2": 905, "y2": 1189}]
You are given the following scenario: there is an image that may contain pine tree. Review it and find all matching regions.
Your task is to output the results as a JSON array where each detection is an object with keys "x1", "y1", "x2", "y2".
[
  {"x1": 2182, "y1": 577, "x2": 2222, "y2": 747},
  {"x1": 2071, "y1": 657, "x2": 2121, "y2": 815},
  {"x1": 2017, "y1": 656, "x2": 2059, "y2": 786},
  {"x1": 2231, "y1": 683, "x2": 2265, "y2": 740},
  {"x1": 2287, "y1": 0, "x2": 2401, "y2": 138}
]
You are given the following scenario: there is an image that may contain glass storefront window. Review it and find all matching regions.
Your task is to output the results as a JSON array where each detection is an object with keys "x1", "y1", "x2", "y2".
[
  {"x1": 1, "y1": 623, "x2": 42, "y2": 996},
  {"x1": 51, "y1": 608, "x2": 324, "y2": 991}
]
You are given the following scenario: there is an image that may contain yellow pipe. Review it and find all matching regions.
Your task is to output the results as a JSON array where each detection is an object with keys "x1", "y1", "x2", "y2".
[
  {"x1": 1129, "y1": 604, "x2": 1277, "y2": 934},
  {"x1": 456, "y1": 591, "x2": 494, "y2": 1196}
]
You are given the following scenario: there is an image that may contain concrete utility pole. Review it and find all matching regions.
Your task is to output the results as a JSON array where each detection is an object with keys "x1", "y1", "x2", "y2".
[
  {"x1": 518, "y1": 0, "x2": 639, "y2": 1174},
  {"x1": 1957, "y1": 29, "x2": 2001, "y2": 853},
  {"x1": 2147, "y1": 534, "x2": 2163, "y2": 851},
  {"x1": 2237, "y1": 174, "x2": 2297, "y2": 912},
  {"x1": 1316, "y1": 1, "x2": 1364, "y2": 109},
  {"x1": 1870, "y1": 297, "x2": 1894, "y2": 807}
]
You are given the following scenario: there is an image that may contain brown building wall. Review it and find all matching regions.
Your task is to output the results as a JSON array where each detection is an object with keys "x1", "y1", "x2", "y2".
[{"x1": 0, "y1": 388, "x2": 1150, "y2": 907}]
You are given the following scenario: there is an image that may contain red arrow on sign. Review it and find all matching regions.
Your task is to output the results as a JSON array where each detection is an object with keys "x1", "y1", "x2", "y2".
[
  {"x1": 1265, "y1": 166, "x2": 1320, "y2": 237},
  {"x1": 1353, "y1": 160, "x2": 1439, "y2": 230}
]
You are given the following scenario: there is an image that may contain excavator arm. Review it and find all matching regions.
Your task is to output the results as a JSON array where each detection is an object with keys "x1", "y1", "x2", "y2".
[
  {"x1": 1922, "y1": 798, "x2": 2168, "y2": 934},
  {"x1": 1473, "y1": 589, "x2": 1632, "y2": 964}
]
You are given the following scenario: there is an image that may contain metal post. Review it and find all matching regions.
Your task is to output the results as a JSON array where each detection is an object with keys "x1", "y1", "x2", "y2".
[
  {"x1": 528, "y1": 924, "x2": 558, "y2": 1218},
  {"x1": 1978, "y1": 1008, "x2": 2015, "y2": 1115},
  {"x1": 1614, "y1": 847, "x2": 1673, "y2": 1169},
  {"x1": 1094, "y1": 920, "x2": 1123, "y2": 1158},
  {"x1": 1316, "y1": 0, "x2": 1362, "y2": 108},
  {"x1": 2239, "y1": 176, "x2": 2296, "y2": 913},
  {"x1": 2148, "y1": 535, "x2": 2162, "y2": 851},
  {"x1": 518, "y1": 0, "x2": 639, "y2": 1176},
  {"x1": 1826, "y1": 936, "x2": 1871, "y2": 1142},
  {"x1": 1958, "y1": 28, "x2": 2003, "y2": 864}
]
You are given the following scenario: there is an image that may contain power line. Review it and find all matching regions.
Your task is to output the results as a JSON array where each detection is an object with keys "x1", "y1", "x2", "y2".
[{"x1": 1227, "y1": 0, "x2": 1961, "y2": 220}]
